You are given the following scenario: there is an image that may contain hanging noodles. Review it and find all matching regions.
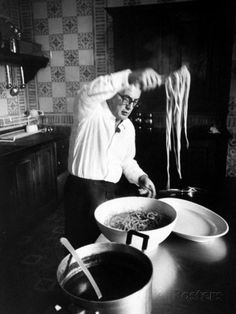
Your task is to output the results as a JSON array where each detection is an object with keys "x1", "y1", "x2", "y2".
[{"x1": 165, "y1": 65, "x2": 191, "y2": 189}]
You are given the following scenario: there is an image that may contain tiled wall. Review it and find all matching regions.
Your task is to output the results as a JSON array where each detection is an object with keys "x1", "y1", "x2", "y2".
[{"x1": 33, "y1": 0, "x2": 94, "y2": 118}]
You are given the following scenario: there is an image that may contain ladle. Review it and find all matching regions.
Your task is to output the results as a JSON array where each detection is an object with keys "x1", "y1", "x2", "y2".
[{"x1": 60, "y1": 237, "x2": 102, "y2": 300}]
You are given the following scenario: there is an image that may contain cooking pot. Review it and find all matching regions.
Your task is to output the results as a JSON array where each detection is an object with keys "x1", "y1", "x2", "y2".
[
  {"x1": 57, "y1": 232, "x2": 153, "y2": 314},
  {"x1": 156, "y1": 186, "x2": 209, "y2": 201}
]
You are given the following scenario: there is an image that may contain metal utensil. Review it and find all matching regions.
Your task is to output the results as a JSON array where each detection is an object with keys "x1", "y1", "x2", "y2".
[{"x1": 60, "y1": 237, "x2": 102, "y2": 300}]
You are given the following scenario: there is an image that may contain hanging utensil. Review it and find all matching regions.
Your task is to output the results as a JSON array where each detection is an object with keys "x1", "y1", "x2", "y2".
[
  {"x1": 9, "y1": 66, "x2": 19, "y2": 96},
  {"x1": 5, "y1": 64, "x2": 12, "y2": 89},
  {"x1": 20, "y1": 66, "x2": 25, "y2": 89}
]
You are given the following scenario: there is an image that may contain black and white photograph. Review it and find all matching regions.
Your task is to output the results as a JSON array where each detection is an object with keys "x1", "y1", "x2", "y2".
[{"x1": 0, "y1": 0, "x2": 235, "y2": 313}]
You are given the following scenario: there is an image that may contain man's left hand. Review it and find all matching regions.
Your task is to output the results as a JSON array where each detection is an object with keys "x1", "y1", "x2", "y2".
[{"x1": 138, "y1": 175, "x2": 156, "y2": 198}]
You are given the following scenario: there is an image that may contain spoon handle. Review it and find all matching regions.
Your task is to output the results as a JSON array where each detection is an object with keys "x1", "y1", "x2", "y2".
[{"x1": 60, "y1": 237, "x2": 102, "y2": 300}]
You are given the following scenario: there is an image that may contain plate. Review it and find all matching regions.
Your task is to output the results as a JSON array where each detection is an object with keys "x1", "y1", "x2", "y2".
[{"x1": 158, "y1": 198, "x2": 229, "y2": 242}]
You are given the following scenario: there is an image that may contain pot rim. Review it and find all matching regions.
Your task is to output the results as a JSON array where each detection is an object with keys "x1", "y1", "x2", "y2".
[{"x1": 57, "y1": 242, "x2": 153, "y2": 306}]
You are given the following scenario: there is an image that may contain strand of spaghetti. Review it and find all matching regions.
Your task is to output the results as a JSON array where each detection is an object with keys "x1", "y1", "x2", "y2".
[
  {"x1": 182, "y1": 67, "x2": 191, "y2": 147},
  {"x1": 165, "y1": 77, "x2": 172, "y2": 189},
  {"x1": 165, "y1": 65, "x2": 191, "y2": 188}
]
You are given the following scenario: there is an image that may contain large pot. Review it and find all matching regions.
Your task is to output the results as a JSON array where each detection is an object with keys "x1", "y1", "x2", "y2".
[{"x1": 57, "y1": 239, "x2": 153, "y2": 314}]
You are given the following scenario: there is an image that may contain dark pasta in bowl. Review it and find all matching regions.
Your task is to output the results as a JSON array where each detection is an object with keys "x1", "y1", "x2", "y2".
[
  {"x1": 94, "y1": 197, "x2": 177, "y2": 252},
  {"x1": 107, "y1": 210, "x2": 172, "y2": 232}
]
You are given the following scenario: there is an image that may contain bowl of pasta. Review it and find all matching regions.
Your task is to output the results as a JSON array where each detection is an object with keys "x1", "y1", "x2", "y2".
[{"x1": 94, "y1": 196, "x2": 177, "y2": 252}]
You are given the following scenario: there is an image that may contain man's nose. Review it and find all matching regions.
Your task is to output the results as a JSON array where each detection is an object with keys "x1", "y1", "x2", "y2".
[{"x1": 125, "y1": 103, "x2": 133, "y2": 110}]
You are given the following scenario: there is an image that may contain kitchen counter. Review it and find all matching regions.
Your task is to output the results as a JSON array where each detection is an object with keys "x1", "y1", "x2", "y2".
[{"x1": 0, "y1": 126, "x2": 70, "y2": 161}]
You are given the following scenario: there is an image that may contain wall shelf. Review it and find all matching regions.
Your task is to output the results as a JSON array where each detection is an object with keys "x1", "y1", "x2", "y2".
[{"x1": 0, "y1": 50, "x2": 49, "y2": 83}]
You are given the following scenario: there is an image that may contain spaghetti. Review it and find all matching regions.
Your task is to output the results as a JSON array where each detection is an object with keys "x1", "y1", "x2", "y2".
[
  {"x1": 165, "y1": 65, "x2": 191, "y2": 189},
  {"x1": 106, "y1": 210, "x2": 168, "y2": 232}
]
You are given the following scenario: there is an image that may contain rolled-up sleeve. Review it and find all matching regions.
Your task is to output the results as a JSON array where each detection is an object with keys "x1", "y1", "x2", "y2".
[{"x1": 75, "y1": 69, "x2": 132, "y2": 119}]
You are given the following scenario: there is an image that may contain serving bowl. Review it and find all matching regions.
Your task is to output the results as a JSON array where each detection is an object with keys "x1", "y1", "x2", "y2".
[{"x1": 94, "y1": 196, "x2": 177, "y2": 252}]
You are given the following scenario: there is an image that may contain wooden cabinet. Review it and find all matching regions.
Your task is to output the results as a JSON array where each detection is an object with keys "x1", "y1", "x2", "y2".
[
  {"x1": 135, "y1": 130, "x2": 228, "y2": 195},
  {"x1": 0, "y1": 142, "x2": 57, "y2": 242},
  {"x1": 56, "y1": 138, "x2": 69, "y2": 176},
  {"x1": 118, "y1": 129, "x2": 228, "y2": 199}
]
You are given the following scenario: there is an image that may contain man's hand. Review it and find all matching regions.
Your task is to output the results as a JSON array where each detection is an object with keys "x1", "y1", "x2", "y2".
[
  {"x1": 138, "y1": 174, "x2": 156, "y2": 198},
  {"x1": 128, "y1": 68, "x2": 162, "y2": 91}
]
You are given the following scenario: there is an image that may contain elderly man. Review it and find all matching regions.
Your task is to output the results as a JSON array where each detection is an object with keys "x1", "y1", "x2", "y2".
[{"x1": 64, "y1": 68, "x2": 162, "y2": 248}]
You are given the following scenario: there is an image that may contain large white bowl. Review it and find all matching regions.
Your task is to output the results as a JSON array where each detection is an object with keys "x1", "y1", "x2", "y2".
[{"x1": 94, "y1": 196, "x2": 177, "y2": 252}]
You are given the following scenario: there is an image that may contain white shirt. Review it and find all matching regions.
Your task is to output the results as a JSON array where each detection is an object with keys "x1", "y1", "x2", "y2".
[{"x1": 68, "y1": 69, "x2": 146, "y2": 184}]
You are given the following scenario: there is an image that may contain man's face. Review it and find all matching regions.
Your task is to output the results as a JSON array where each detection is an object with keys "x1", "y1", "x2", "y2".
[{"x1": 108, "y1": 93, "x2": 139, "y2": 121}]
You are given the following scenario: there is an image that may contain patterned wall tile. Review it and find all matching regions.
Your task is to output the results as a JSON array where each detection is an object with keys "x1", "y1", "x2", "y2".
[
  {"x1": 39, "y1": 97, "x2": 53, "y2": 112},
  {"x1": 66, "y1": 81, "x2": 80, "y2": 97},
  {"x1": 32, "y1": 1, "x2": 48, "y2": 19},
  {"x1": 65, "y1": 66, "x2": 80, "y2": 81},
  {"x1": 78, "y1": 50, "x2": 94, "y2": 65},
  {"x1": 34, "y1": 18, "x2": 49, "y2": 35},
  {"x1": 78, "y1": 16, "x2": 93, "y2": 32},
  {"x1": 62, "y1": 0, "x2": 77, "y2": 17},
  {"x1": 67, "y1": 97, "x2": 75, "y2": 112},
  {"x1": 49, "y1": 34, "x2": 64, "y2": 50},
  {"x1": 63, "y1": 16, "x2": 78, "y2": 33},
  {"x1": 52, "y1": 82, "x2": 66, "y2": 97},
  {"x1": 76, "y1": 0, "x2": 92, "y2": 16},
  {"x1": 48, "y1": 18, "x2": 63, "y2": 34},
  {"x1": 51, "y1": 66, "x2": 65, "y2": 82},
  {"x1": 0, "y1": 66, "x2": 6, "y2": 82},
  {"x1": 78, "y1": 33, "x2": 93, "y2": 49},
  {"x1": 53, "y1": 97, "x2": 66, "y2": 112},
  {"x1": 79, "y1": 65, "x2": 95, "y2": 81},
  {"x1": 38, "y1": 82, "x2": 52, "y2": 97},
  {"x1": 0, "y1": 83, "x2": 7, "y2": 98},
  {"x1": 37, "y1": 66, "x2": 51, "y2": 82},
  {"x1": 47, "y1": 0, "x2": 62, "y2": 18},
  {"x1": 64, "y1": 50, "x2": 79, "y2": 66},
  {"x1": 63, "y1": 34, "x2": 78, "y2": 50},
  {"x1": 7, "y1": 98, "x2": 19, "y2": 115},
  {"x1": 50, "y1": 51, "x2": 65, "y2": 66},
  {"x1": 0, "y1": 99, "x2": 8, "y2": 116}
]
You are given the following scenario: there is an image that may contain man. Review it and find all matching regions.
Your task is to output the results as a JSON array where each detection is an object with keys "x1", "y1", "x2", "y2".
[{"x1": 64, "y1": 68, "x2": 162, "y2": 248}]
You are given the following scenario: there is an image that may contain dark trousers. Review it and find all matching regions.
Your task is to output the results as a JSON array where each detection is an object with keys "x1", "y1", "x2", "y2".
[{"x1": 64, "y1": 174, "x2": 117, "y2": 249}]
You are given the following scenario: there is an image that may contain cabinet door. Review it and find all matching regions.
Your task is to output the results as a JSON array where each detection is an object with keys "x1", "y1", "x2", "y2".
[
  {"x1": 14, "y1": 153, "x2": 37, "y2": 220},
  {"x1": 34, "y1": 143, "x2": 57, "y2": 209},
  {"x1": 0, "y1": 164, "x2": 17, "y2": 241}
]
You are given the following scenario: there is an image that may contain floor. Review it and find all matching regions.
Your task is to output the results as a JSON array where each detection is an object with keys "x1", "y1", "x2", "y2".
[
  {"x1": 0, "y1": 178, "x2": 235, "y2": 314},
  {"x1": 0, "y1": 204, "x2": 66, "y2": 314}
]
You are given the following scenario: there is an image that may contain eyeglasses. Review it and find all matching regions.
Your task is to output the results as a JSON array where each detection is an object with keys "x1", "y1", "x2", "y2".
[{"x1": 117, "y1": 93, "x2": 139, "y2": 108}]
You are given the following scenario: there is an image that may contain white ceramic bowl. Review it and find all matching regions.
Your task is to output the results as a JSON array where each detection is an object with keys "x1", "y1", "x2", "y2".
[{"x1": 94, "y1": 196, "x2": 177, "y2": 252}]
